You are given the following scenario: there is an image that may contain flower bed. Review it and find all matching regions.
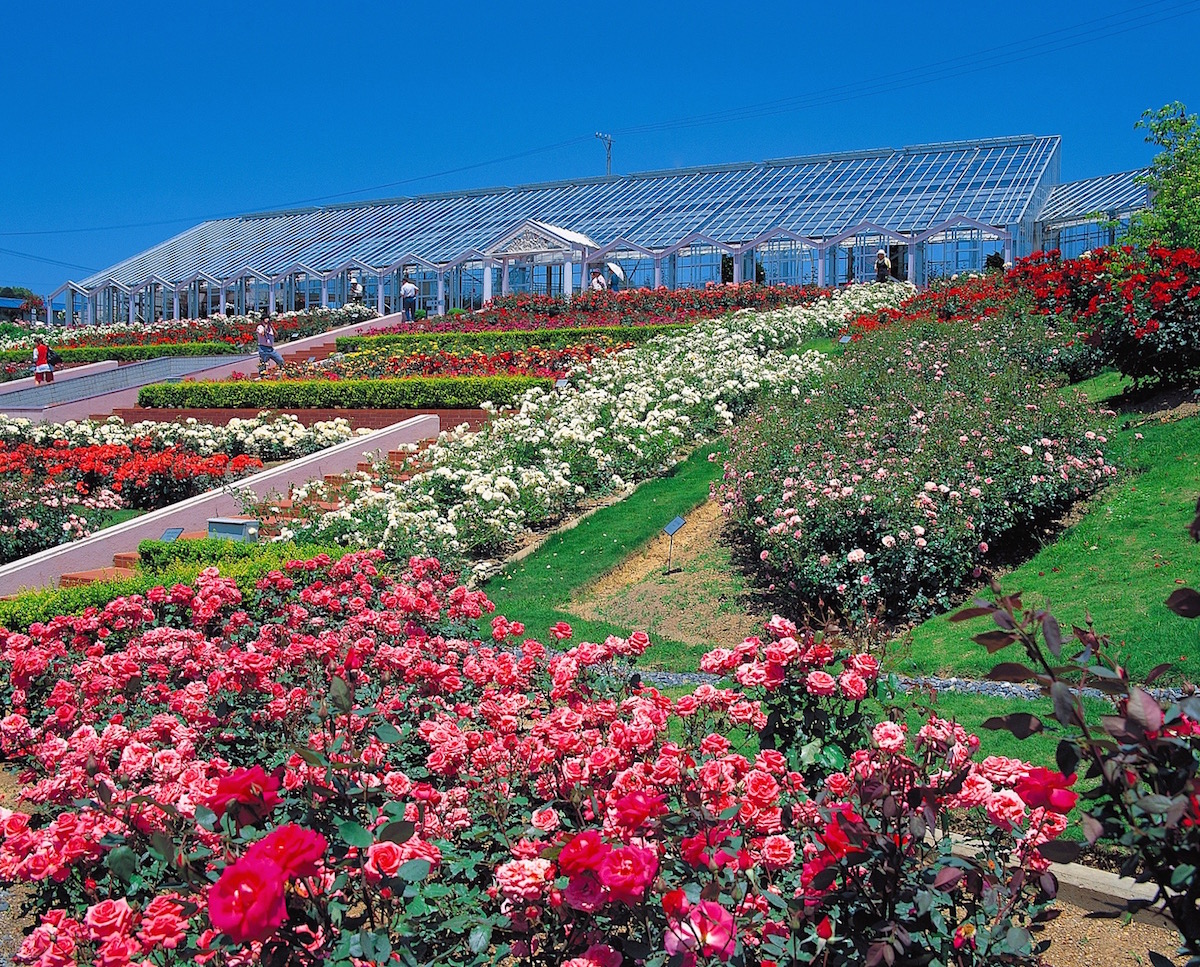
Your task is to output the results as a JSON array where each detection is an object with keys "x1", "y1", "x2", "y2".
[
  {"x1": 366, "y1": 284, "x2": 830, "y2": 338},
  {"x1": 136, "y1": 375, "x2": 553, "y2": 410},
  {"x1": 285, "y1": 285, "x2": 909, "y2": 571},
  {"x1": 0, "y1": 551, "x2": 1065, "y2": 965},
  {"x1": 334, "y1": 322, "x2": 689, "y2": 354},
  {"x1": 232, "y1": 345, "x2": 621, "y2": 383},
  {"x1": 1012, "y1": 245, "x2": 1200, "y2": 387},
  {"x1": 7, "y1": 305, "x2": 377, "y2": 352},
  {"x1": 0, "y1": 413, "x2": 368, "y2": 461},
  {"x1": 717, "y1": 318, "x2": 1117, "y2": 621},
  {"x1": 0, "y1": 442, "x2": 263, "y2": 565}
]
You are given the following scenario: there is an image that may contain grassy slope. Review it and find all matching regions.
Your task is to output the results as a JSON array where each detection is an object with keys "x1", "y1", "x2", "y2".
[
  {"x1": 901, "y1": 384, "x2": 1200, "y2": 684},
  {"x1": 483, "y1": 440, "x2": 726, "y2": 669}
]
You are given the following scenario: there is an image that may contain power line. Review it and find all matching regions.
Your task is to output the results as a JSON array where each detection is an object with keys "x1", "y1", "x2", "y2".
[
  {"x1": 0, "y1": 135, "x2": 595, "y2": 238},
  {"x1": 0, "y1": 247, "x2": 98, "y2": 273}
]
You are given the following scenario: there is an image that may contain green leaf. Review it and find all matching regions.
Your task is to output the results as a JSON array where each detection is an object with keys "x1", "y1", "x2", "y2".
[
  {"x1": 397, "y1": 858, "x2": 432, "y2": 882},
  {"x1": 194, "y1": 805, "x2": 218, "y2": 831},
  {"x1": 468, "y1": 925, "x2": 492, "y2": 954},
  {"x1": 375, "y1": 722, "x2": 402, "y2": 743},
  {"x1": 379, "y1": 820, "x2": 416, "y2": 844},
  {"x1": 329, "y1": 676, "x2": 353, "y2": 715},
  {"x1": 106, "y1": 845, "x2": 137, "y2": 883},
  {"x1": 338, "y1": 821, "x2": 374, "y2": 849}
]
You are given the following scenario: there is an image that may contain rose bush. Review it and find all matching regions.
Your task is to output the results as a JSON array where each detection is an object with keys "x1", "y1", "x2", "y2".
[
  {"x1": 718, "y1": 317, "x2": 1116, "y2": 621},
  {"x1": 0, "y1": 551, "x2": 1063, "y2": 965},
  {"x1": 285, "y1": 285, "x2": 911, "y2": 572}
]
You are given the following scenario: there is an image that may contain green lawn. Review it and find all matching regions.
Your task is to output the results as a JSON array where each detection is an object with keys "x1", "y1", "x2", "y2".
[{"x1": 483, "y1": 439, "x2": 727, "y2": 669}]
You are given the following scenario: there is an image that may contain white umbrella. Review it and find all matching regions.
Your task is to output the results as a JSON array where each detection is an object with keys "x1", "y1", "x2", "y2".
[{"x1": 605, "y1": 261, "x2": 625, "y2": 281}]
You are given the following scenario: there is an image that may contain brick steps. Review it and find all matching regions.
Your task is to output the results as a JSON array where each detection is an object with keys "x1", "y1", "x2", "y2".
[{"x1": 59, "y1": 566, "x2": 130, "y2": 588}]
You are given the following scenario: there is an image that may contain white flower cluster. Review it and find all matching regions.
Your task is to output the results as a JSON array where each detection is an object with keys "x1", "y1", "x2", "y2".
[
  {"x1": 290, "y1": 283, "x2": 913, "y2": 569},
  {"x1": 2, "y1": 304, "x2": 378, "y2": 351},
  {"x1": 0, "y1": 413, "x2": 370, "y2": 460}
]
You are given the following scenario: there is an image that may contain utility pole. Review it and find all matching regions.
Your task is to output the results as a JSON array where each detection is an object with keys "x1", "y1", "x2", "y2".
[{"x1": 595, "y1": 132, "x2": 614, "y2": 177}]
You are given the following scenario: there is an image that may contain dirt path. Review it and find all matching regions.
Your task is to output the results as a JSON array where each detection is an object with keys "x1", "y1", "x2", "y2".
[
  {"x1": 1041, "y1": 900, "x2": 1183, "y2": 966},
  {"x1": 567, "y1": 500, "x2": 768, "y2": 651}
]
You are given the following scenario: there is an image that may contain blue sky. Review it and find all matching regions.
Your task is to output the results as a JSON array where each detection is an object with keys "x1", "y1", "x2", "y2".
[{"x1": 2, "y1": 0, "x2": 1198, "y2": 294}]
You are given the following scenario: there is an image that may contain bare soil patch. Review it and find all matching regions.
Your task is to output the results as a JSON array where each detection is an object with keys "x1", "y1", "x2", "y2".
[
  {"x1": 1040, "y1": 899, "x2": 1183, "y2": 966},
  {"x1": 567, "y1": 500, "x2": 768, "y2": 649}
]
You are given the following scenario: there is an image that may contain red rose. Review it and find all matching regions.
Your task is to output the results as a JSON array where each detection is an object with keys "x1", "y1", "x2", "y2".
[
  {"x1": 558, "y1": 830, "x2": 611, "y2": 877},
  {"x1": 596, "y1": 845, "x2": 657, "y2": 904},
  {"x1": 246, "y1": 824, "x2": 327, "y2": 879},
  {"x1": 206, "y1": 765, "x2": 282, "y2": 825},
  {"x1": 1015, "y1": 767, "x2": 1078, "y2": 814},
  {"x1": 208, "y1": 855, "x2": 287, "y2": 944},
  {"x1": 612, "y1": 790, "x2": 666, "y2": 830}
]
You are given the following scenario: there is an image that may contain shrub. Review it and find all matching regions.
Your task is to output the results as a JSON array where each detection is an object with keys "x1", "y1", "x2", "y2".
[
  {"x1": 334, "y1": 322, "x2": 690, "y2": 355},
  {"x1": 136, "y1": 375, "x2": 552, "y2": 409},
  {"x1": 718, "y1": 320, "x2": 1116, "y2": 621},
  {"x1": 0, "y1": 542, "x2": 347, "y2": 629},
  {"x1": 0, "y1": 552, "x2": 1061, "y2": 965},
  {"x1": 0, "y1": 342, "x2": 244, "y2": 366},
  {"x1": 134, "y1": 537, "x2": 336, "y2": 572},
  {"x1": 969, "y1": 579, "x2": 1200, "y2": 963}
]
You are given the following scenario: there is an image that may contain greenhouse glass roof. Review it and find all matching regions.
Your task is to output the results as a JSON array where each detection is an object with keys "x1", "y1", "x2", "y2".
[
  {"x1": 1039, "y1": 169, "x2": 1150, "y2": 228},
  {"x1": 79, "y1": 134, "x2": 1071, "y2": 288}
]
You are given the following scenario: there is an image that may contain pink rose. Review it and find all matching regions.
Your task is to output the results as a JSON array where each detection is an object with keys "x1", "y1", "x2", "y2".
[
  {"x1": 985, "y1": 789, "x2": 1027, "y2": 830},
  {"x1": 805, "y1": 671, "x2": 836, "y2": 696},
  {"x1": 759, "y1": 834, "x2": 796, "y2": 869},
  {"x1": 872, "y1": 721, "x2": 907, "y2": 753},
  {"x1": 84, "y1": 898, "x2": 133, "y2": 941},
  {"x1": 530, "y1": 807, "x2": 560, "y2": 832},
  {"x1": 838, "y1": 670, "x2": 868, "y2": 701}
]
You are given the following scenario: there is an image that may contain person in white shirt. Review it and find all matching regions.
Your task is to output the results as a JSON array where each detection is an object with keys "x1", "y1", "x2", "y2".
[
  {"x1": 400, "y1": 276, "x2": 418, "y2": 321},
  {"x1": 589, "y1": 269, "x2": 608, "y2": 292}
]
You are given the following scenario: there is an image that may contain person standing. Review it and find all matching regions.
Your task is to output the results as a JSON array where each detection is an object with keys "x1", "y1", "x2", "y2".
[
  {"x1": 589, "y1": 268, "x2": 608, "y2": 292},
  {"x1": 32, "y1": 336, "x2": 55, "y2": 384},
  {"x1": 400, "y1": 275, "x2": 418, "y2": 321},
  {"x1": 256, "y1": 316, "x2": 285, "y2": 372},
  {"x1": 874, "y1": 249, "x2": 892, "y2": 283}
]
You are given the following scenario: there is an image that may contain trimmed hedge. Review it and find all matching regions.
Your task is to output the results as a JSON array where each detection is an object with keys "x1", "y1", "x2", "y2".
[
  {"x1": 0, "y1": 342, "x2": 246, "y2": 366},
  {"x1": 334, "y1": 323, "x2": 690, "y2": 355},
  {"x1": 137, "y1": 375, "x2": 552, "y2": 409},
  {"x1": 135, "y1": 537, "x2": 334, "y2": 571},
  {"x1": 0, "y1": 542, "x2": 347, "y2": 631}
]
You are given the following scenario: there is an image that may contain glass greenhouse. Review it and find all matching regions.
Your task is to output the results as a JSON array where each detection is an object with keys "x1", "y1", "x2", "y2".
[{"x1": 53, "y1": 135, "x2": 1149, "y2": 324}]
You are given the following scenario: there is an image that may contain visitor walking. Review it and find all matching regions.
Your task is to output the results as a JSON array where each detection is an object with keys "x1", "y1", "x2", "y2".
[
  {"x1": 256, "y1": 317, "x2": 286, "y2": 372},
  {"x1": 32, "y1": 337, "x2": 56, "y2": 384},
  {"x1": 400, "y1": 275, "x2": 418, "y2": 321},
  {"x1": 350, "y1": 276, "x2": 364, "y2": 303},
  {"x1": 589, "y1": 268, "x2": 608, "y2": 292},
  {"x1": 874, "y1": 249, "x2": 892, "y2": 283}
]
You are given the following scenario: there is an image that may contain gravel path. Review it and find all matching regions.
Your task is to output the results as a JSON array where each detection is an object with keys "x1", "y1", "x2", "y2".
[{"x1": 638, "y1": 669, "x2": 1182, "y2": 704}]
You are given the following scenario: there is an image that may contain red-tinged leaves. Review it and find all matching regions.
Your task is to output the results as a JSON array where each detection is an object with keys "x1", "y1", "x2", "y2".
[
  {"x1": 1037, "y1": 840, "x2": 1082, "y2": 864},
  {"x1": 992, "y1": 609, "x2": 1016, "y2": 630},
  {"x1": 1144, "y1": 663, "x2": 1175, "y2": 685},
  {"x1": 1056, "y1": 739, "x2": 1081, "y2": 778},
  {"x1": 950, "y1": 606, "x2": 993, "y2": 623},
  {"x1": 1127, "y1": 687, "x2": 1165, "y2": 734},
  {"x1": 974, "y1": 630, "x2": 1016, "y2": 654},
  {"x1": 933, "y1": 867, "x2": 962, "y2": 891},
  {"x1": 1165, "y1": 587, "x2": 1200, "y2": 618},
  {"x1": 1080, "y1": 812, "x2": 1104, "y2": 845},
  {"x1": 1042, "y1": 612, "x2": 1063, "y2": 658},
  {"x1": 1039, "y1": 872, "x2": 1059, "y2": 899},
  {"x1": 987, "y1": 662, "x2": 1037, "y2": 683},
  {"x1": 982, "y1": 713, "x2": 1044, "y2": 739},
  {"x1": 1051, "y1": 681, "x2": 1080, "y2": 728}
]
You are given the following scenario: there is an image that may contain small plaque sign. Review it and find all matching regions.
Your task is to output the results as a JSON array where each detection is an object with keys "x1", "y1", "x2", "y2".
[
  {"x1": 663, "y1": 516, "x2": 686, "y2": 536},
  {"x1": 159, "y1": 527, "x2": 185, "y2": 543}
]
